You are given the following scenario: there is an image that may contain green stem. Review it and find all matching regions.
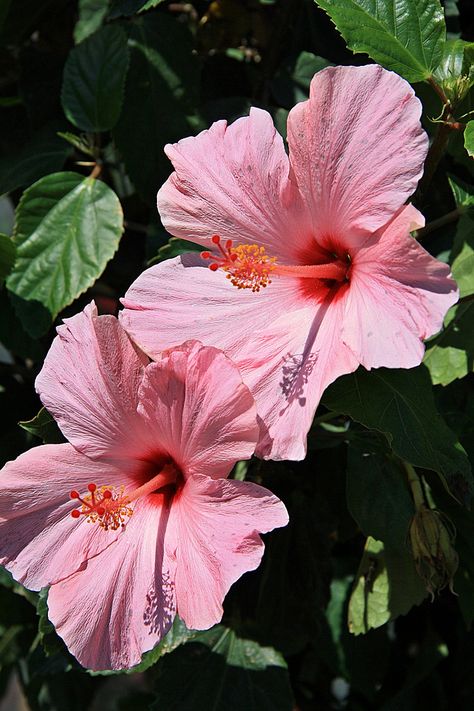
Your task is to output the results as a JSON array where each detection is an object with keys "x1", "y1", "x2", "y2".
[{"x1": 404, "y1": 462, "x2": 425, "y2": 510}]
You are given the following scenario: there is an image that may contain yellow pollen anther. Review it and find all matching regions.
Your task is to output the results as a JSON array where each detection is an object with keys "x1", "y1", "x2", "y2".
[{"x1": 201, "y1": 236, "x2": 276, "y2": 293}]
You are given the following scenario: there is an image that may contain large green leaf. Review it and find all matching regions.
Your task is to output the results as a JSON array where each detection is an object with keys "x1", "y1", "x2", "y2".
[
  {"x1": 348, "y1": 537, "x2": 427, "y2": 635},
  {"x1": 424, "y1": 301, "x2": 474, "y2": 386},
  {"x1": 6, "y1": 171, "x2": 123, "y2": 337},
  {"x1": 74, "y1": 0, "x2": 110, "y2": 44},
  {"x1": 0, "y1": 232, "x2": 15, "y2": 285},
  {"x1": 151, "y1": 626, "x2": 293, "y2": 711},
  {"x1": 113, "y1": 13, "x2": 200, "y2": 203},
  {"x1": 465, "y1": 120, "x2": 474, "y2": 158},
  {"x1": 314, "y1": 0, "x2": 446, "y2": 83},
  {"x1": 322, "y1": 366, "x2": 472, "y2": 505},
  {"x1": 346, "y1": 449, "x2": 415, "y2": 548},
  {"x1": 61, "y1": 25, "x2": 130, "y2": 131}
]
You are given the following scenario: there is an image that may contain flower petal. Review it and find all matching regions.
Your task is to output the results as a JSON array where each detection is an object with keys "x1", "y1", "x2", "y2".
[
  {"x1": 120, "y1": 256, "x2": 359, "y2": 460},
  {"x1": 0, "y1": 444, "x2": 130, "y2": 590},
  {"x1": 157, "y1": 108, "x2": 310, "y2": 260},
  {"x1": 341, "y1": 205, "x2": 459, "y2": 368},
  {"x1": 36, "y1": 302, "x2": 149, "y2": 461},
  {"x1": 165, "y1": 474, "x2": 288, "y2": 630},
  {"x1": 137, "y1": 340, "x2": 259, "y2": 479},
  {"x1": 287, "y1": 65, "x2": 428, "y2": 247},
  {"x1": 47, "y1": 496, "x2": 177, "y2": 671}
]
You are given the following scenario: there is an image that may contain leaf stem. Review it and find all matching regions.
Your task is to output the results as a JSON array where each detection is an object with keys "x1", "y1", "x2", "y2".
[{"x1": 312, "y1": 410, "x2": 344, "y2": 426}]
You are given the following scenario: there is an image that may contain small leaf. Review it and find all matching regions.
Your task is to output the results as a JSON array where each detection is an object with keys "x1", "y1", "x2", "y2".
[
  {"x1": 74, "y1": 0, "x2": 110, "y2": 44},
  {"x1": 346, "y1": 449, "x2": 415, "y2": 548},
  {"x1": 148, "y1": 237, "x2": 202, "y2": 266},
  {"x1": 448, "y1": 175, "x2": 474, "y2": 298},
  {"x1": 19, "y1": 407, "x2": 65, "y2": 444},
  {"x1": 464, "y1": 120, "x2": 474, "y2": 158},
  {"x1": 61, "y1": 25, "x2": 130, "y2": 132},
  {"x1": 108, "y1": 0, "x2": 166, "y2": 18},
  {"x1": 57, "y1": 131, "x2": 96, "y2": 157},
  {"x1": 314, "y1": 0, "x2": 446, "y2": 84},
  {"x1": 424, "y1": 301, "x2": 474, "y2": 386},
  {"x1": 151, "y1": 626, "x2": 293, "y2": 711},
  {"x1": 7, "y1": 171, "x2": 123, "y2": 337},
  {"x1": 348, "y1": 537, "x2": 427, "y2": 635},
  {"x1": 322, "y1": 366, "x2": 473, "y2": 505},
  {"x1": 0, "y1": 233, "x2": 15, "y2": 285},
  {"x1": 271, "y1": 51, "x2": 331, "y2": 108},
  {"x1": 433, "y1": 39, "x2": 474, "y2": 103}
]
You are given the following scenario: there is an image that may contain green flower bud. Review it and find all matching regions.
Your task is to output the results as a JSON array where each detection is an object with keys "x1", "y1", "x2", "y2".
[{"x1": 408, "y1": 506, "x2": 459, "y2": 599}]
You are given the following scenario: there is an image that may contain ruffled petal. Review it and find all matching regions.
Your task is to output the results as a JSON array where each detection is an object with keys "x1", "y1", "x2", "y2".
[
  {"x1": 0, "y1": 444, "x2": 132, "y2": 590},
  {"x1": 287, "y1": 65, "x2": 428, "y2": 249},
  {"x1": 341, "y1": 206, "x2": 459, "y2": 369},
  {"x1": 47, "y1": 496, "x2": 177, "y2": 671},
  {"x1": 165, "y1": 474, "x2": 288, "y2": 630},
  {"x1": 157, "y1": 108, "x2": 310, "y2": 260},
  {"x1": 36, "y1": 302, "x2": 150, "y2": 461},
  {"x1": 137, "y1": 341, "x2": 259, "y2": 479},
  {"x1": 120, "y1": 256, "x2": 359, "y2": 460}
]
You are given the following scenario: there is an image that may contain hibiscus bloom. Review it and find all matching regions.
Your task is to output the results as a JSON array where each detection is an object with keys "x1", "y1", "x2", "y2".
[
  {"x1": 0, "y1": 304, "x2": 288, "y2": 670},
  {"x1": 120, "y1": 65, "x2": 458, "y2": 461}
]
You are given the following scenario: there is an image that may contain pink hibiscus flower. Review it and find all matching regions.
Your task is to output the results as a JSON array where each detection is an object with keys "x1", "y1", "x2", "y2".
[
  {"x1": 0, "y1": 304, "x2": 288, "y2": 670},
  {"x1": 120, "y1": 65, "x2": 458, "y2": 460}
]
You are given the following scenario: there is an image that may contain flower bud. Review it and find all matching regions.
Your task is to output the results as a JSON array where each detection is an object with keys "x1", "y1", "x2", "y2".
[{"x1": 408, "y1": 506, "x2": 459, "y2": 599}]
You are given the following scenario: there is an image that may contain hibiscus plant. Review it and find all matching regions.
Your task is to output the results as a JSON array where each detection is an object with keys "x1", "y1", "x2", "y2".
[{"x1": 0, "y1": 1, "x2": 473, "y2": 710}]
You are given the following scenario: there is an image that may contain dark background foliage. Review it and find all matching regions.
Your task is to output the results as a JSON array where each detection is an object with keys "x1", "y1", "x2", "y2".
[{"x1": 0, "y1": 1, "x2": 474, "y2": 709}]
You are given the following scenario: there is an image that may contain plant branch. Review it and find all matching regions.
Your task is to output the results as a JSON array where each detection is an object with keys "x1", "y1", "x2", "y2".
[{"x1": 416, "y1": 208, "x2": 463, "y2": 239}]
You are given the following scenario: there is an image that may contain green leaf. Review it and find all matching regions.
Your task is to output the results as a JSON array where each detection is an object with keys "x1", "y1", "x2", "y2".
[
  {"x1": 0, "y1": 124, "x2": 70, "y2": 196},
  {"x1": 314, "y1": 0, "x2": 446, "y2": 83},
  {"x1": 0, "y1": 232, "x2": 15, "y2": 285},
  {"x1": 19, "y1": 407, "x2": 65, "y2": 444},
  {"x1": 113, "y1": 14, "x2": 200, "y2": 203},
  {"x1": 151, "y1": 626, "x2": 293, "y2": 711},
  {"x1": 6, "y1": 171, "x2": 123, "y2": 337},
  {"x1": 448, "y1": 176, "x2": 474, "y2": 299},
  {"x1": 348, "y1": 536, "x2": 427, "y2": 635},
  {"x1": 322, "y1": 365, "x2": 473, "y2": 505},
  {"x1": 74, "y1": 0, "x2": 110, "y2": 44},
  {"x1": 271, "y1": 51, "x2": 331, "y2": 108},
  {"x1": 108, "y1": 0, "x2": 166, "y2": 18},
  {"x1": 346, "y1": 449, "x2": 415, "y2": 548},
  {"x1": 424, "y1": 301, "x2": 474, "y2": 386},
  {"x1": 148, "y1": 237, "x2": 202, "y2": 266},
  {"x1": 61, "y1": 25, "x2": 130, "y2": 132},
  {"x1": 465, "y1": 120, "x2": 474, "y2": 158}
]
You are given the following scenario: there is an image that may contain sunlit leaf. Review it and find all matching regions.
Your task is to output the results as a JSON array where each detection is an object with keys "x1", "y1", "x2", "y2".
[
  {"x1": 7, "y1": 171, "x2": 123, "y2": 337},
  {"x1": 314, "y1": 0, "x2": 446, "y2": 83}
]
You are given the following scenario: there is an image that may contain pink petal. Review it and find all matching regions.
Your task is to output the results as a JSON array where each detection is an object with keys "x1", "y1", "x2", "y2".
[
  {"x1": 287, "y1": 65, "x2": 428, "y2": 248},
  {"x1": 341, "y1": 205, "x2": 459, "y2": 368},
  {"x1": 120, "y1": 256, "x2": 358, "y2": 460},
  {"x1": 36, "y1": 302, "x2": 149, "y2": 461},
  {"x1": 157, "y1": 108, "x2": 310, "y2": 260},
  {"x1": 165, "y1": 474, "x2": 288, "y2": 630},
  {"x1": 137, "y1": 340, "x2": 259, "y2": 479},
  {"x1": 47, "y1": 496, "x2": 177, "y2": 670},
  {"x1": 0, "y1": 444, "x2": 131, "y2": 590}
]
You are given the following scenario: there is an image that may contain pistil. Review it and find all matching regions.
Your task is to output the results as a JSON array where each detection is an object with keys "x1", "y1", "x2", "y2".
[{"x1": 201, "y1": 235, "x2": 349, "y2": 291}]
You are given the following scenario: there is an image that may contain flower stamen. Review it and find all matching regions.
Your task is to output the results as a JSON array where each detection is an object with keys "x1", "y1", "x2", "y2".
[
  {"x1": 70, "y1": 483, "x2": 133, "y2": 531},
  {"x1": 201, "y1": 235, "x2": 276, "y2": 292}
]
